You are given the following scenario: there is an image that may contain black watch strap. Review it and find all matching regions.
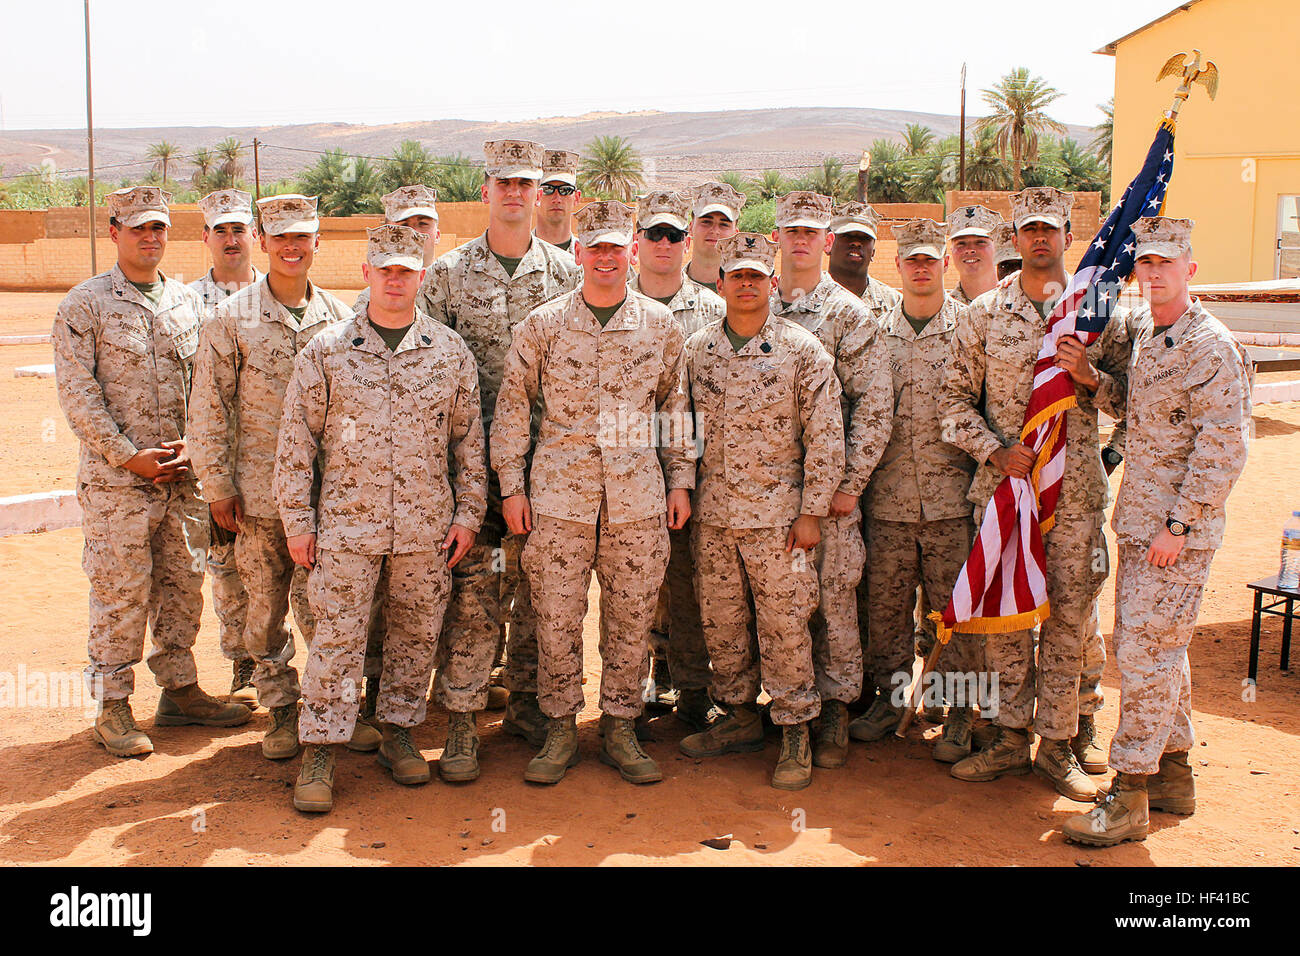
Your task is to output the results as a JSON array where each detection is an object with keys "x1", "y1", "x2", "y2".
[{"x1": 1166, "y1": 517, "x2": 1190, "y2": 536}]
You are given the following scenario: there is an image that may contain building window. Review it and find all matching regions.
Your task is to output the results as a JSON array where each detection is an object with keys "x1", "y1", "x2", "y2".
[{"x1": 1278, "y1": 195, "x2": 1300, "y2": 280}]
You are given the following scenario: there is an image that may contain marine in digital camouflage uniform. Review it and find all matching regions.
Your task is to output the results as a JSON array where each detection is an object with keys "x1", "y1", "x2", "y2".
[
  {"x1": 685, "y1": 182, "x2": 745, "y2": 293},
  {"x1": 191, "y1": 188, "x2": 263, "y2": 705},
  {"x1": 534, "y1": 149, "x2": 581, "y2": 253},
  {"x1": 846, "y1": 219, "x2": 982, "y2": 761},
  {"x1": 417, "y1": 140, "x2": 580, "y2": 748},
  {"x1": 677, "y1": 233, "x2": 846, "y2": 792},
  {"x1": 189, "y1": 194, "x2": 361, "y2": 761},
  {"x1": 53, "y1": 186, "x2": 250, "y2": 758},
  {"x1": 352, "y1": 184, "x2": 441, "y2": 316},
  {"x1": 1065, "y1": 217, "x2": 1252, "y2": 846},
  {"x1": 771, "y1": 191, "x2": 894, "y2": 769},
  {"x1": 941, "y1": 187, "x2": 1134, "y2": 803},
  {"x1": 628, "y1": 188, "x2": 725, "y2": 729},
  {"x1": 945, "y1": 205, "x2": 1002, "y2": 306},
  {"x1": 277, "y1": 225, "x2": 487, "y2": 812},
  {"x1": 826, "y1": 201, "x2": 902, "y2": 320},
  {"x1": 492, "y1": 200, "x2": 694, "y2": 786}
]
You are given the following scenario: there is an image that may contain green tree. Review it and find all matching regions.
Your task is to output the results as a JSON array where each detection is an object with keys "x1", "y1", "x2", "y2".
[
  {"x1": 962, "y1": 126, "x2": 1013, "y2": 191},
  {"x1": 578, "y1": 135, "x2": 644, "y2": 201},
  {"x1": 147, "y1": 141, "x2": 179, "y2": 188},
  {"x1": 718, "y1": 171, "x2": 758, "y2": 202},
  {"x1": 432, "y1": 153, "x2": 483, "y2": 202},
  {"x1": 1092, "y1": 98, "x2": 1114, "y2": 169},
  {"x1": 297, "y1": 149, "x2": 382, "y2": 216},
  {"x1": 902, "y1": 123, "x2": 935, "y2": 157},
  {"x1": 905, "y1": 136, "x2": 959, "y2": 203},
  {"x1": 865, "y1": 140, "x2": 909, "y2": 204},
  {"x1": 737, "y1": 198, "x2": 775, "y2": 234},
  {"x1": 750, "y1": 168, "x2": 790, "y2": 200},
  {"x1": 212, "y1": 137, "x2": 245, "y2": 189},
  {"x1": 975, "y1": 67, "x2": 1067, "y2": 189},
  {"x1": 382, "y1": 140, "x2": 439, "y2": 192},
  {"x1": 790, "y1": 156, "x2": 855, "y2": 201},
  {"x1": 190, "y1": 147, "x2": 215, "y2": 192}
]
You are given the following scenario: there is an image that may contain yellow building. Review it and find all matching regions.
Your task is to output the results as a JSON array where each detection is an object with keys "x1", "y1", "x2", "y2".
[{"x1": 1099, "y1": 0, "x2": 1300, "y2": 283}]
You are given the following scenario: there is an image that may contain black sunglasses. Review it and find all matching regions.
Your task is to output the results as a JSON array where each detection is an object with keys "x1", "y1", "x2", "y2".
[
  {"x1": 541, "y1": 183, "x2": 576, "y2": 196},
  {"x1": 641, "y1": 225, "x2": 687, "y2": 243}
]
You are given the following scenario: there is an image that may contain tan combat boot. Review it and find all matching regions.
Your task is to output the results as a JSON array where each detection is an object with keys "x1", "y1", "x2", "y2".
[
  {"x1": 486, "y1": 643, "x2": 509, "y2": 711},
  {"x1": 262, "y1": 703, "x2": 300, "y2": 760},
  {"x1": 599, "y1": 714, "x2": 662, "y2": 784},
  {"x1": 155, "y1": 683, "x2": 252, "y2": 727},
  {"x1": 524, "y1": 715, "x2": 580, "y2": 785},
  {"x1": 377, "y1": 724, "x2": 431, "y2": 785},
  {"x1": 772, "y1": 722, "x2": 813, "y2": 791},
  {"x1": 932, "y1": 706, "x2": 975, "y2": 764},
  {"x1": 93, "y1": 699, "x2": 153, "y2": 757},
  {"x1": 1063, "y1": 771, "x2": 1149, "y2": 847},
  {"x1": 970, "y1": 716, "x2": 998, "y2": 751},
  {"x1": 439, "y1": 711, "x2": 480, "y2": 783},
  {"x1": 1070, "y1": 713, "x2": 1108, "y2": 774},
  {"x1": 1146, "y1": 751, "x2": 1196, "y2": 815},
  {"x1": 679, "y1": 703, "x2": 764, "y2": 758},
  {"x1": 674, "y1": 687, "x2": 715, "y2": 734},
  {"x1": 950, "y1": 725, "x2": 1032, "y2": 781},
  {"x1": 847, "y1": 694, "x2": 901, "y2": 742},
  {"x1": 293, "y1": 744, "x2": 336, "y2": 813},
  {"x1": 1034, "y1": 737, "x2": 1099, "y2": 803},
  {"x1": 346, "y1": 717, "x2": 382, "y2": 753},
  {"x1": 503, "y1": 691, "x2": 548, "y2": 748},
  {"x1": 229, "y1": 658, "x2": 257, "y2": 708},
  {"x1": 813, "y1": 700, "x2": 849, "y2": 769}
]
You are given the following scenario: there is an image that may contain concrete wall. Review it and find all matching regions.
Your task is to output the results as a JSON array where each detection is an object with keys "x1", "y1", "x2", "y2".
[{"x1": 1107, "y1": 0, "x2": 1300, "y2": 282}]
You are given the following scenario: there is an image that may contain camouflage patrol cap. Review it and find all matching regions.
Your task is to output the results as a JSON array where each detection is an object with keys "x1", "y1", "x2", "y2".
[
  {"x1": 692, "y1": 181, "x2": 747, "y2": 222},
  {"x1": 382, "y1": 184, "x2": 439, "y2": 224},
  {"x1": 541, "y1": 149, "x2": 580, "y2": 187},
  {"x1": 637, "y1": 189, "x2": 692, "y2": 231},
  {"x1": 775, "y1": 190, "x2": 833, "y2": 230},
  {"x1": 1132, "y1": 216, "x2": 1194, "y2": 259},
  {"x1": 367, "y1": 224, "x2": 426, "y2": 271},
  {"x1": 894, "y1": 219, "x2": 949, "y2": 259},
  {"x1": 256, "y1": 194, "x2": 320, "y2": 235},
  {"x1": 107, "y1": 186, "x2": 171, "y2": 228},
  {"x1": 198, "y1": 188, "x2": 253, "y2": 229},
  {"x1": 1011, "y1": 186, "x2": 1073, "y2": 230},
  {"x1": 483, "y1": 139, "x2": 544, "y2": 180},
  {"x1": 991, "y1": 222, "x2": 1020, "y2": 266},
  {"x1": 574, "y1": 200, "x2": 636, "y2": 247},
  {"x1": 830, "y1": 201, "x2": 881, "y2": 238},
  {"x1": 718, "y1": 233, "x2": 777, "y2": 275},
  {"x1": 946, "y1": 204, "x2": 1002, "y2": 240}
]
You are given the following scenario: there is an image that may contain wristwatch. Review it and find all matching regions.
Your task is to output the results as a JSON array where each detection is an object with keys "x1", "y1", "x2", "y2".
[
  {"x1": 1166, "y1": 517, "x2": 1190, "y2": 536},
  {"x1": 1101, "y1": 447, "x2": 1123, "y2": 469}
]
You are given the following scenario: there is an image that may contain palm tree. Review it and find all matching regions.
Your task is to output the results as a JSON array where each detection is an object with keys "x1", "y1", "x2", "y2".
[
  {"x1": 190, "y1": 147, "x2": 214, "y2": 192},
  {"x1": 865, "y1": 140, "x2": 909, "y2": 204},
  {"x1": 963, "y1": 126, "x2": 1013, "y2": 191},
  {"x1": 297, "y1": 149, "x2": 382, "y2": 216},
  {"x1": 902, "y1": 123, "x2": 935, "y2": 157},
  {"x1": 718, "y1": 171, "x2": 757, "y2": 202},
  {"x1": 905, "y1": 136, "x2": 959, "y2": 203},
  {"x1": 795, "y1": 156, "x2": 855, "y2": 201},
  {"x1": 382, "y1": 140, "x2": 439, "y2": 192},
  {"x1": 578, "y1": 135, "x2": 644, "y2": 201},
  {"x1": 433, "y1": 153, "x2": 483, "y2": 202},
  {"x1": 1092, "y1": 98, "x2": 1114, "y2": 169},
  {"x1": 975, "y1": 68, "x2": 1067, "y2": 189},
  {"x1": 750, "y1": 168, "x2": 790, "y2": 201},
  {"x1": 147, "y1": 141, "x2": 179, "y2": 188},
  {"x1": 213, "y1": 137, "x2": 245, "y2": 189}
]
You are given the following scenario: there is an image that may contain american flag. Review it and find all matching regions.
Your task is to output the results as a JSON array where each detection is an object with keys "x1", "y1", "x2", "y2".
[{"x1": 940, "y1": 121, "x2": 1176, "y2": 636}]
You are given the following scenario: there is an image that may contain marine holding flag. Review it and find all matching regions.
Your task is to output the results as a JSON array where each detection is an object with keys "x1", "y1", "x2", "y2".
[{"x1": 936, "y1": 117, "x2": 1182, "y2": 805}]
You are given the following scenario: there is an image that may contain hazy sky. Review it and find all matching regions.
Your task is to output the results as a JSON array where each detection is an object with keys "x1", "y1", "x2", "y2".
[{"x1": 0, "y1": 0, "x2": 1184, "y2": 131}]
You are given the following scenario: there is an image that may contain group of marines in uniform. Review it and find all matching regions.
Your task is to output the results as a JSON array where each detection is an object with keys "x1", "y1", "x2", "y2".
[{"x1": 52, "y1": 136, "x2": 1253, "y2": 848}]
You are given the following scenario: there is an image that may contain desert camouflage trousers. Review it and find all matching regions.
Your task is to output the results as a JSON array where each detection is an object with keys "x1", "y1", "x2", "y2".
[
  {"x1": 300, "y1": 549, "x2": 451, "y2": 744},
  {"x1": 79, "y1": 481, "x2": 206, "y2": 701},
  {"x1": 436, "y1": 475, "x2": 536, "y2": 709},
  {"x1": 523, "y1": 507, "x2": 669, "y2": 719},
  {"x1": 978, "y1": 507, "x2": 1110, "y2": 741},
  {"x1": 693, "y1": 523, "x2": 820, "y2": 726},
  {"x1": 811, "y1": 511, "x2": 867, "y2": 703},
  {"x1": 1109, "y1": 542, "x2": 1214, "y2": 774},
  {"x1": 235, "y1": 515, "x2": 315, "y2": 709},
  {"x1": 865, "y1": 516, "x2": 983, "y2": 698},
  {"x1": 206, "y1": 529, "x2": 250, "y2": 662}
]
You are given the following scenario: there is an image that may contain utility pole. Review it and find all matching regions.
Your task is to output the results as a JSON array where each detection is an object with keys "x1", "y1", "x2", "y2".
[
  {"x1": 84, "y1": 0, "x2": 97, "y2": 274},
  {"x1": 959, "y1": 62, "x2": 967, "y2": 192},
  {"x1": 253, "y1": 138, "x2": 262, "y2": 199},
  {"x1": 858, "y1": 150, "x2": 870, "y2": 202}
]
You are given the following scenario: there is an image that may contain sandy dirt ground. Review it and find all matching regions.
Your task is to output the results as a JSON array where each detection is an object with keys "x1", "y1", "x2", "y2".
[{"x1": 0, "y1": 291, "x2": 1297, "y2": 867}]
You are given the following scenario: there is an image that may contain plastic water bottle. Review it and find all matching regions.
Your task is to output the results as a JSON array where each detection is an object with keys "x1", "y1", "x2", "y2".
[{"x1": 1280, "y1": 512, "x2": 1300, "y2": 591}]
